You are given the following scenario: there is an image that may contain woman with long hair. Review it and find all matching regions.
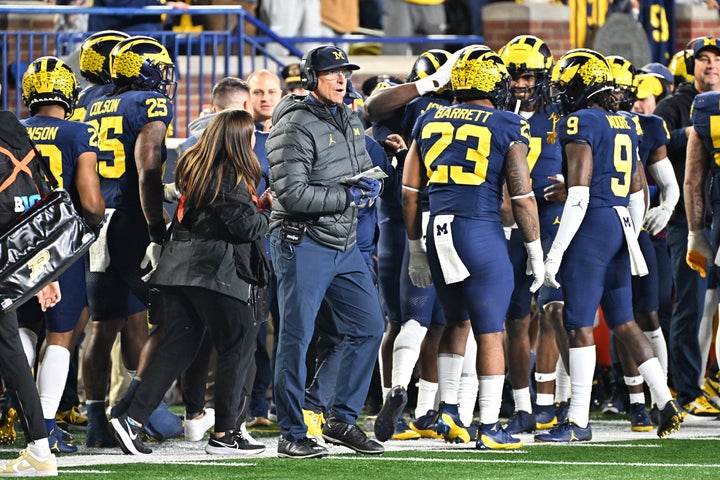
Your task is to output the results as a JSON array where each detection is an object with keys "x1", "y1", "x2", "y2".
[{"x1": 110, "y1": 109, "x2": 271, "y2": 456}]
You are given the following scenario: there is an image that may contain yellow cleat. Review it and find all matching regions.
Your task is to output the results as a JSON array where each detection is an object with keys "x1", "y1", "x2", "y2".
[
  {"x1": 0, "y1": 408, "x2": 18, "y2": 446},
  {"x1": 390, "y1": 418, "x2": 421, "y2": 440},
  {"x1": 302, "y1": 409, "x2": 325, "y2": 439}
]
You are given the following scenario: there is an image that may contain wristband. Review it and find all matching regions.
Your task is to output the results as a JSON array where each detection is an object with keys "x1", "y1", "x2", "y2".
[{"x1": 148, "y1": 222, "x2": 166, "y2": 244}]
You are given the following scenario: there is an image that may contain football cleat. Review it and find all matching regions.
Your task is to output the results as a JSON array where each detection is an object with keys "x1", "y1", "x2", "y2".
[
  {"x1": 535, "y1": 404, "x2": 558, "y2": 430},
  {"x1": 629, "y1": 403, "x2": 653, "y2": 432},
  {"x1": 434, "y1": 402, "x2": 472, "y2": 444},
  {"x1": 374, "y1": 386, "x2": 408, "y2": 442},
  {"x1": 48, "y1": 426, "x2": 77, "y2": 454},
  {"x1": 701, "y1": 375, "x2": 720, "y2": 409},
  {"x1": 534, "y1": 420, "x2": 592, "y2": 443},
  {"x1": 302, "y1": 409, "x2": 325, "y2": 439},
  {"x1": 390, "y1": 417, "x2": 420, "y2": 440},
  {"x1": 477, "y1": 422, "x2": 523, "y2": 450},
  {"x1": 55, "y1": 405, "x2": 87, "y2": 432},
  {"x1": 682, "y1": 394, "x2": 720, "y2": 417},
  {"x1": 657, "y1": 399, "x2": 683, "y2": 438},
  {"x1": 0, "y1": 407, "x2": 18, "y2": 446},
  {"x1": 504, "y1": 410, "x2": 536, "y2": 434},
  {"x1": 410, "y1": 409, "x2": 442, "y2": 439}
]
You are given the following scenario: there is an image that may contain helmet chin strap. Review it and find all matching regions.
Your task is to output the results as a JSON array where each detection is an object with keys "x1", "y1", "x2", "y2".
[{"x1": 514, "y1": 99, "x2": 521, "y2": 114}]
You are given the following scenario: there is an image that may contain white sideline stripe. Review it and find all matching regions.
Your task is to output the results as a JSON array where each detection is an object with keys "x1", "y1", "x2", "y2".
[{"x1": 328, "y1": 457, "x2": 715, "y2": 468}]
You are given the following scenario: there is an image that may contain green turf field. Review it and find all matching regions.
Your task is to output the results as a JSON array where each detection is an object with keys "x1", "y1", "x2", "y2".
[{"x1": 3, "y1": 414, "x2": 717, "y2": 479}]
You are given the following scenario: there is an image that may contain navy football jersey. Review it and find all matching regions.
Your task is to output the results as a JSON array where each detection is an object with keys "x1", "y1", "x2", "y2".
[
  {"x1": 525, "y1": 104, "x2": 563, "y2": 208},
  {"x1": 559, "y1": 108, "x2": 640, "y2": 208},
  {"x1": 634, "y1": 112, "x2": 669, "y2": 166},
  {"x1": 84, "y1": 89, "x2": 173, "y2": 210},
  {"x1": 21, "y1": 115, "x2": 99, "y2": 208},
  {"x1": 412, "y1": 104, "x2": 530, "y2": 220},
  {"x1": 403, "y1": 95, "x2": 453, "y2": 141},
  {"x1": 71, "y1": 83, "x2": 115, "y2": 122},
  {"x1": 691, "y1": 91, "x2": 720, "y2": 177}
]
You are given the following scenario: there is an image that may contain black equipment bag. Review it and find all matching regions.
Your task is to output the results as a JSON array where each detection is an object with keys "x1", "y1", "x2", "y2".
[{"x1": 0, "y1": 111, "x2": 97, "y2": 313}]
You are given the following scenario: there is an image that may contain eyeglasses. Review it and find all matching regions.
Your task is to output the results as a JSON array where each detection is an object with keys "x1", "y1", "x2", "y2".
[{"x1": 321, "y1": 69, "x2": 352, "y2": 80}]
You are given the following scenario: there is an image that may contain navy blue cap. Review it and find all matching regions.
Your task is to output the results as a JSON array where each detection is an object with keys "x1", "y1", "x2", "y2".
[
  {"x1": 640, "y1": 63, "x2": 673, "y2": 85},
  {"x1": 310, "y1": 46, "x2": 360, "y2": 73},
  {"x1": 693, "y1": 37, "x2": 720, "y2": 58}
]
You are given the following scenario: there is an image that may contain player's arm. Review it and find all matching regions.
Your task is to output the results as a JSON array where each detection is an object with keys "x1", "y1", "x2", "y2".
[
  {"x1": 683, "y1": 127, "x2": 714, "y2": 276},
  {"x1": 505, "y1": 142, "x2": 544, "y2": 292},
  {"x1": 74, "y1": 151, "x2": 105, "y2": 227},
  {"x1": 401, "y1": 140, "x2": 425, "y2": 241},
  {"x1": 684, "y1": 128, "x2": 709, "y2": 232},
  {"x1": 364, "y1": 84, "x2": 421, "y2": 123},
  {"x1": 135, "y1": 120, "x2": 167, "y2": 243},
  {"x1": 544, "y1": 141, "x2": 592, "y2": 288},
  {"x1": 401, "y1": 140, "x2": 432, "y2": 288},
  {"x1": 504, "y1": 142, "x2": 539, "y2": 243},
  {"x1": 628, "y1": 159, "x2": 646, "y2": 236},
  {"x1": 643, "y1": 144, "x2": 679, "y2": 235}
]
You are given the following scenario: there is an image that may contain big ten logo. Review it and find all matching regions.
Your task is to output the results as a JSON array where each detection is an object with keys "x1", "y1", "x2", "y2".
[{"x1": 14, "y1": 194, "x2": 41, "y2": 213}]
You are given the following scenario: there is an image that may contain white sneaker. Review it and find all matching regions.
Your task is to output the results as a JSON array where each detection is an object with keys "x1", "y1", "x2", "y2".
[
  {"x1": 184, "y1": 408, "x2": 215, "y2": 442},
  {"x1": 0, "y1": 449, "x2": 57, "y2": 477},
  {"x1": 239, "y1": 421, "x2": 264, "y2": 446}
]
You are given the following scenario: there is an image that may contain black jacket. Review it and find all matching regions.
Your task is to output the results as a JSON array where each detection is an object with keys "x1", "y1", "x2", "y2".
[{"x1": 150, "y1": 175, "x2": 269, "y2": 302}]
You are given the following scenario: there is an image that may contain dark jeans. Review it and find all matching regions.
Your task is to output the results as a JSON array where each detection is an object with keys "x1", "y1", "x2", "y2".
[{"x1": 665, "y1": 215, "x2": 705, "y2": 405}]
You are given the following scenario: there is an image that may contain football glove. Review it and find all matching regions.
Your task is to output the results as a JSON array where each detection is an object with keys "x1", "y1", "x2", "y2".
[
  {"x1": 686, "y1": 229, "x2": 713, "y2": 278},
  {"x1": 408, "y1": 238, "x2": 432, "y2": 288}
]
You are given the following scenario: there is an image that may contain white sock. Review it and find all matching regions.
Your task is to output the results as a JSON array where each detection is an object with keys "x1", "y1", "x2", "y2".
[
  {"x1": 513, "y1": 387, "x2": 533, "y2": 414},
  {"x1": 27, "y1": 439, "x2": 51, "y2": 459},
  {"x1": 437, "y1": 353, "x2": 463, "y2": 405},
  {"x1": 458, "y1": 334, "x2": 478, "y2": 426},
  {"x1": 477, "y1": 375, "x2": 505, "y2": 425},
  {"x1": 415, "y1": 379, "x2": 438, "y2": 417},
  {"x1": 18, "y1": 328, "x2": 37, "y2": 369},
  {"x1": 381, "y1": 387, "x2": 390, "y2": 402},
  {"x1": 536, "y1": 393, "x2": 555, "y2": 407},
  {"x1": 567, "y1": 346, "x2": 596, "y2": 428},
  {"x1": 555, "y1": 357, "x2": 571, "y2": 403},
  {"x1": 391, "y1": 319, "x2": 427, "y2": 387},
  {"x1": 638, "y1": 357, "x2": 672, "y2": 407},
  {"x1": 36, "y1": 345, "x2": 71, "y2": 419}
]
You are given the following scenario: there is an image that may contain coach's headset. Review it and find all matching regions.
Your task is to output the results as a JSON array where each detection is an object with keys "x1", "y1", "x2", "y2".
[
  {"x1": 683, "y1": 36, "x2": 720, "y2": 75},
  {"x1": 300, "y1": 47, "x2": 321, "y2": 92}
]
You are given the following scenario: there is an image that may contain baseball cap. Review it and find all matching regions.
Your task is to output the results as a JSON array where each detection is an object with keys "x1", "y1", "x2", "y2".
[
  {"x1": 640, "y1": 63, "x2": 673, "y2": 86},
  {"x1": 693, "y1": 36, "x2": 720, "y2": 58},
  {"x1": 309, "y1": 46, "x2": 360, "y2": 73},
  {"x1": 281, "y1": 63, "x2": 303, "y2": 89}
]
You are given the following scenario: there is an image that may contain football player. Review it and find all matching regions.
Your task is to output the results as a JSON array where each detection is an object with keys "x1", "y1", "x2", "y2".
[
  {"x1": 72, "y1": 30, "x2": 130, "y2": 121},
  {"x1": 498, "y1": 34, "x2": 570, "y2": 435},
  {"x1": 82, "y1": 35, "x2": 175, "y2": 448},
  {"x1": 684, "y1": 89, "x2": 720, "y2": 410},
  {"x1": 18, "y1": 56, "x2": 105, "y2": 454},
  {"x1": 535, "y1": 49, "x2": 682, "y2": 443},
  {"x1": 606, "y1": 55, "x2": 679, "y2": 431},
  {"x1": 367, "y1": 49, "x2": 476, "y2": 442},
  {"x1": 402, "y1": 45, "x2": 544, "y2": 450}
]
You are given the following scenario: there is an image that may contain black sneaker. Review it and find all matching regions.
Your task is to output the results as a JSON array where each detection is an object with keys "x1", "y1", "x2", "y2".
[
  {"x1": 277, "y1": 436, "x2": 328, "y2": 459},
  {"x1": 205, "y1": 430, "x2": 266, "y2": 455},
  {"x1": 322, "y1": 417, "x2": 384, "y2": 455},
  {"x1": 374, "y1": 385, "x2": 408, "y2": 442},
  {"x1": 109, "y1": 414, "x2": 152, "y2": 455}
]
